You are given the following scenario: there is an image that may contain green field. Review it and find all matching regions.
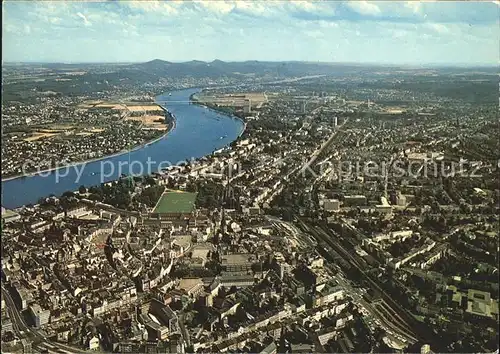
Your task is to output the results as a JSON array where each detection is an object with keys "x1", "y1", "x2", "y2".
[{"x1": 152, "y1": 191, "x2": 197, "y2": 214}]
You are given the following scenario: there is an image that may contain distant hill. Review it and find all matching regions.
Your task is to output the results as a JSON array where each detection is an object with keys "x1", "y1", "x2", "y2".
[
  {"x1": 3, "y1": 59, "x2": 377, "y2": 102},
  {"x1": 127, "y1": 59, "x2": 390, "y2": 79}
]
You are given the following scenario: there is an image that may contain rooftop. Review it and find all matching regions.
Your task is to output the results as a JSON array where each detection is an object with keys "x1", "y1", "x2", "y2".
[
  {"x1": 221, "y1": 253, "x2": 254, "y2": 266},
  {"x1": 178, "y1": 278, "x2": 203, "y2": 293}
]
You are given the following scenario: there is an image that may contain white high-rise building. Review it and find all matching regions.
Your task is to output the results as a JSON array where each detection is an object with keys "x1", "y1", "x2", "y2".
[
  {"x1": 397, "y1": 193, "x2": 406, "y2": 206},
  {"x1": 243, "y1": 99, "x2": 252, "y2": 114},
  {"x1": 29, "y1": 304, "x2": 50, "y2": 327}
]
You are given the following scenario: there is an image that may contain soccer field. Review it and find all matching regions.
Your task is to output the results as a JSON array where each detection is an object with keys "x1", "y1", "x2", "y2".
[{"x1": 152, "y1": 191, "x2": 197, "y2": 214}]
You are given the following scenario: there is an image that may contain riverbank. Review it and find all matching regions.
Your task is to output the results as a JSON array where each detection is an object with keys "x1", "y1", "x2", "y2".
[
  {"x1": 2, "y1": 92, "x2": 242, "y2": 183},
  {"x1": 1, "y1": 111, "x2": 176, "y2": 183},
  {"x1": 2, "y1": 88, "x2": 245, "y2": 208},
  {"x1": 189, "y1": 92, "x2": 247, "y2": 138}
]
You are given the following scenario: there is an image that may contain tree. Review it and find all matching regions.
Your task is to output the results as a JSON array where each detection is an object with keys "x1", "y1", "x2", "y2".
[
  {"x1": 229, "y1": 139, "x2": 239, "y2": 148},
  {"x1": 134, "y1": 185, "x2": 164, "y2": 207},
  {"x1": 88, "y1": 194, "x2": 102, "y2": 202},
  {"x1": 144, "y1": 175, "x2": 156, "y2": 186},
  {"x1": 37, "y1": 197, "x2": 47, "y2": 206},
  {"x1": 88, "y1": 185, "x2": 101, "y2": 194},
  {"x1": 62, "y1": 191, "x2": 75, "y2": 198}
]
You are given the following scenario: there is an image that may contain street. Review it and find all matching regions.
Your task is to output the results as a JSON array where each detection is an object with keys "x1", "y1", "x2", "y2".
[{"x1": 1, "y1": 285, "x2": 88, "y2": 353}]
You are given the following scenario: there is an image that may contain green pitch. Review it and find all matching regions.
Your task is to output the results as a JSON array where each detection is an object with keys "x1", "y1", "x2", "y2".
[{"x1": 152, "y1": 191, "x2": 197, "y2": 214}]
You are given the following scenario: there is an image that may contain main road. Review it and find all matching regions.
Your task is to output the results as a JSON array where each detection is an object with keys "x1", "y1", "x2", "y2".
[
  {"x1": 1, "y1": 285, "x2": 88, "y2": 353},
  {"x1": 299, "y1": 117, "x2": 349, "y2": 176}
]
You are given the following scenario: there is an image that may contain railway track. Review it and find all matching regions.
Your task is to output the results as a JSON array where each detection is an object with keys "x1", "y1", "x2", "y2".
[{"x1": 296, "y1": 218, "x2": 441, "y2": 348}]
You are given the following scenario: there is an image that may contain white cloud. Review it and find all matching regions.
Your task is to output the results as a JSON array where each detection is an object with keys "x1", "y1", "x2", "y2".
[
  {"x1": 194, "y1": 0, "x2": 235, "y2": 15},
  {"x1": 122, "y1": 25, "x2": 139, "y2": 37},
  {"x1": 290, "y1": 1, "x2": 320, "y2": 12},
  {"x1": 233, "y1": 1, "x2": 271, "y2": 17},
  {"x1": 318, "y1": 20, "x2": 339, "y2": 29},
  {"x1": 4, "y1": 23, "x2": 17, "y2": 33},
  {"x1": 287, "y1": 1, "x2": 337, "y2": 17},
  {"x1": 346, "y1": 1, "x2": 381, "y2": 16},
  {"x1": 425, "y1": 23, "x2": 450, "y2": 34},
  {"x1": 126, "y1": 1, "x2": 179, "y2": 15},
  {"x1": 35, "y1": 1, "x2": 68, "y2": 15},
  {"x1": 2, "y1": 0, "x2": 497, "y2": 64},
  {"x1": 76, "y1": 12, "x2": 91, "y2": 26},
  {"x1": 404, "y1": 1, "x2": 421, "y2": 15},
  {"x1": 49, "y1": 17, "x2": 61, "y2": 25},
  {"x1": 392, "y1": 29, "x2": 409, "y2": 38},
  {"x1": 305, "y1": 30, "x2": 324, "y2": 39},
  {"x1": 24, "y1": 24, "x2": 31, "y2": 34}
]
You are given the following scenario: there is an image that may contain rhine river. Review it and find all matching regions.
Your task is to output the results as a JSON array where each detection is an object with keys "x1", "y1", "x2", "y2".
[{"x1": 1, "y1": 88, "x2": 245, "y2": 209}]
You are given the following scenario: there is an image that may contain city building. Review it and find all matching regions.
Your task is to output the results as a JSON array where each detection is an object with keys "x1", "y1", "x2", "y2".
[
  {"x1": 323, "y1": 199, "x2": 340, "y2": 212},
  {"x1": 343, "y1": 195, "x2": 367, "y2": 207},
  {"x1": 221, "y1": 254, "x2": 254, "y2": 272},
  {"x1": 29, "y1": 303, "x2": 50, "y2": 327}
]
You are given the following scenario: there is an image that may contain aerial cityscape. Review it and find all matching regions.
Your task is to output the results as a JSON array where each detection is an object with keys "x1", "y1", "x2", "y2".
[{"x1": 1, "y1": 1, "x2": 499, "y2": 354}]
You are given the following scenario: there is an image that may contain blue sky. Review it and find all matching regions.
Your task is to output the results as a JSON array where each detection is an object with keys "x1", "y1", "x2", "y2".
[{"x1": 2, "y1": 1, "x2": 499, "y2": 65}]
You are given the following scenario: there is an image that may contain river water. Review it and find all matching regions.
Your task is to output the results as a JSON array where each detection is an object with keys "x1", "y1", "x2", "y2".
[{"x1": 1, "y1": 88, "x2": 244, "y2": 209}]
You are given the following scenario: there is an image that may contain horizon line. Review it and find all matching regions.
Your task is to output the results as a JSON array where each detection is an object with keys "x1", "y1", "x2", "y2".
[{"x1": 2, "y1": 59, "x2": 498, "y2": 68}]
